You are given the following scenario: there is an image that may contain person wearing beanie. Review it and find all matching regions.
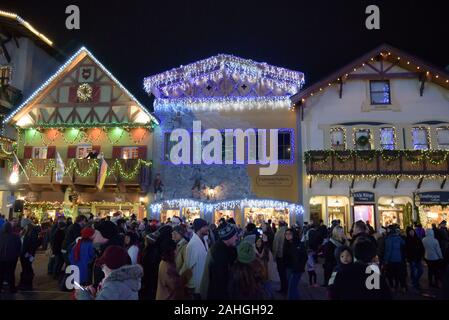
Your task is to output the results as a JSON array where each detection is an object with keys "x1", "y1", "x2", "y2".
[
  {"x1": 76, "y1": 245, "x2": 143, "y2": 300},
  {"x1": 200, "y1": 223, "x2": 238, "y2": 300},
  {"x1": 185, "y1": 218, "x2": 209, "y2": 299},
  {"x1": 69, "y1": 227, "x2": 96, "y2": 285}
]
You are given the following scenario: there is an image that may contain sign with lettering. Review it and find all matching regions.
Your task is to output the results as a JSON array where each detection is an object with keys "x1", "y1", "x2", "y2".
[
  {"x1": 353, "y1": 191, "x2": 375, "y2": 203},
  {"x1": 256, "y1": 175, "x2": 293, "y2": 187},
  {"x1": 417, "y1": 192, "x2": 449, "y2": 205}
]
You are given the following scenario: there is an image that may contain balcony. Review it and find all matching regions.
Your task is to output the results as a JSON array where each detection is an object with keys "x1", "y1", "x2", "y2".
[
  {"x1": 304, "y1": 150, "x2": 449, "y2": 176},
  {"x1": 13, "y1": 158, "x2": 152, "y2": 192},
  {"x1": 0, "y1": 137, "x2": 15, "y2": 159}
]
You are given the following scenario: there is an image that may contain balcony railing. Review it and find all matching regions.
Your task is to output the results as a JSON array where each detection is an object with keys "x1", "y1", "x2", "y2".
[
  {"x1": 304, "y1": 150, "x2": 449, "y2": 176},
  {"x1": 12, "y1": 158, "x2": 152, "y2": 189}
]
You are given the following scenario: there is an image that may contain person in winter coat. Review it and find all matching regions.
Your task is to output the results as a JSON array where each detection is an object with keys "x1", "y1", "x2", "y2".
[
  {"x1": 76, "y1": 245, "x2": 142, "y2": 300},
  {"x1": 156, "y1": 240, "x2": 190, "y2": 300},
  {"x1": 405, "y1": 226, "x2": 425, "y2": 290},
  {"x1": 69, "y1": 227, "x2": 96, "y2": 285},
  {"x1": 62, "y1": 215, "x2": 87, "y2": 265},
  {"x1": 283, "y1": 228, "x2": 307, "y2": 300},
  {"x1": 172, "y1": 226, "x2": 188, "y2": 273},
  {"x1": 350, "y1": 220, "x2": 377, "y2": 249},
  {"x1": 436, "y1": 221, "x2": 449, "y2": 264},
  {"x1": 255, "y1": 236, "x2": 273, "y2": 299},
  {"x1": 0, "y1": 222, "x2": 21, "y2": 293},
  {"x1": 331, "y1": 239, "x2": 391, "y2": 300},
  {"x1": 18, "y1": 219, "x2": 40, "y2": 291},
  {"x1": 384, "y1": 225, "x2": 406, "y2": 292},
  {"x1": 229, "y1": 240, "x2": 267, "y2": 300},
  {"x1": 422, "y1": 229, "x2": 443, "y2": 288},
  {"x1": 124, "y1": 232, "x2": 140, "y2": 265},
  {"x1": 185, "y1": 219, "x2": 209, "y2": 299},
  {"x1": 51, "y1": 221, "x2": 67, "y2": 278},
  {"x1": 200, "y1": 223, "x2": 238, "y2": 300},
  {"x1": 414, "y1": 222, "x2": 426, "y2": 239},
  {"x1": 327, "y1": 245, "x2": 353, "y2": 299},
  {"x1": 323, "y1": 226, "x2": 347, "y2": 286},
  {"x1": 272, "y1": 221, "x2": 288, "y2": 294}
]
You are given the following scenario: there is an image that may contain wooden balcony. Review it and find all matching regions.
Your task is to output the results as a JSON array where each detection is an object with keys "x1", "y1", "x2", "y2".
[
  {"x1": 0, "y1": 137, "x2": 15, "y2": 160},
  {"x1": 15, "y1": 158, "x2": 152, "y2": 192},
  {"x1": 305, "y1": 150, "x2": 449, "y2": 176}
]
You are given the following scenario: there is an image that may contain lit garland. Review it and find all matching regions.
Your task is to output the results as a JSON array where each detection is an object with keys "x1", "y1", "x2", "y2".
[
  {"x1": 5, "y1": 47, "x2": 159, "y2": 126},
  {"x1": 150, "y1": 198, "x2": 304, "y2": 216},
  {"x1": 308, "y1": 174, "x2": 448, "y2": 181},
  {"x1": 77, "y1": 83, "x2": 93, "y2": 102},
  {"x1": 154, "y1": 96, "x2": 293, "y2": 112},
  {"x1": 144, "y1": 54, "x2": 304, "y2": 95}
]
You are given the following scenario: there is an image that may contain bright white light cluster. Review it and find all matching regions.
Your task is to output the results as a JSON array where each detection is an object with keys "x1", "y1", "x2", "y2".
[
  {"x1": 144, "y1": 54, "x2": 305, "y2": 96},
  {"x1": 154, "y1": 96, "x2": 292, "y2": 112},
  {"x1": 5, "y1": 47, "x2": 159, "y2": 126},
  {"x1": 150, "y1": 198, "x2": 304, "y2": 216}
]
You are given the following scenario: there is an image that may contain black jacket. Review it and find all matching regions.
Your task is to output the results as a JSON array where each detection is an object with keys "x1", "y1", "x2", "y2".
[
  {"x1": 350, "y1": 232, "x2": 377, "y2": 249},
  {"x1": 405, "y1": 235, "x2": 424, "y2": 262},
  {"x1": 208, "y1": 240, "x2": 237, "y2": 300},
  {"x1": 332, "y1": 262, "x2": 392, "y2": 300},
  {"x1": 21, "y1": 226, "x2": 40, "y2": 256},
  {"x1": 283, "y1": 240, "x2": 307, "y2": 273},
  {"x1": 52, "y1": 229, "x2": 66, "y2": 255},
  {"x1": 62, "y1": 223, "x2": 82, "y2": 251},
  {"x1": 0, "y1": 223, "x2": 21, "y2": 262}
]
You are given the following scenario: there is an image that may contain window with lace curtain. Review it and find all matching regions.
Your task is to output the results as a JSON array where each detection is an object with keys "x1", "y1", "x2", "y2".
[
  {"x1": 437, "y1": 127, "x2": 449, "y2": 150},
  {"x1": 412, "y1": 127, "x2": 429, "y2": 150},
  {"x1": 380, "y1": 127, "x2": 395, "y2": 150}
]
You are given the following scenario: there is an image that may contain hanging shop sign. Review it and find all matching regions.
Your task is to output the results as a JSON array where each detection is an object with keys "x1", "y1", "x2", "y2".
[
  {"x1": 256, "y1": 175, "x2": 293, "y2": 187},
  {"x1": 353, "y1": 191, "x2": 375, "y2": 203},
  {"x1": 417, "y1": 192, "x2": 449, "y2": 205}
]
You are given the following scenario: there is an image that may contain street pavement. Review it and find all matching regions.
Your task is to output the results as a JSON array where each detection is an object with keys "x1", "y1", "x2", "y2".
[{"x1": 0, "y1": 252, "x2": 443, "y2": 300}]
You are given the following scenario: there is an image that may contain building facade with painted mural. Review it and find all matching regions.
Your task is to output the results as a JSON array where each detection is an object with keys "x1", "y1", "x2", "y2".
[
  {"x1": 145, "y1": 54, "x2": 304, "y2": 227},
  {"x1": 4, "y1": 47, "x2": 158, "y2": 221},
  {"x1": 292, "y1": 44, "x2": 449, "y2": 232}
]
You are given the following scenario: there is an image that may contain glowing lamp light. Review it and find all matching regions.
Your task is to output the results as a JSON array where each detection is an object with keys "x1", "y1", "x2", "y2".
[
  {"x1": 139, "y1": 197, "x2": 145, "y2": 203},
  {"x1": 9, "y1": 164, "x2": 19, "y2": 185},
  {"x1": 390, "y1": 198, "x2": 395, "y2": 207}
]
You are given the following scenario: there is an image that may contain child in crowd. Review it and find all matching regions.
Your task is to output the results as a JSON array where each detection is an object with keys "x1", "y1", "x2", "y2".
[
  {"x1": 306, "y1": 249, "x2": 318, "y2": 287},
  {"x1": 327, "y1": 245, "x2": 353, "y2": 298}
]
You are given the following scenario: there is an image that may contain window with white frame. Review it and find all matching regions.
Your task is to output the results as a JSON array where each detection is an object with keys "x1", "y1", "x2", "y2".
[
  {"x1": 122, "y1": 147, "x2": 139, "y2": 159},
  {"x1": 380, "y1": 127, "x2": 395, "y2": 150},
  {"x1": 32, "y1": 147, "x2": 48, "y2": 159},
  {"x1": 370, "y1": 80, "x2": 391, "y2": 105},
  {"x1": 437, "y1": 127, "x2": 449, "y2": 150},
  {"x1": 330, "y1": 128, "x2": 345, "y2": 150},
  {"x1": 76, "y1": 144, "x2": 92, "y2": 159},
  {"x1": 354, "y1": 129, "x2": 371, "y2": 150},
  {"x1": 412, "y1": 127, "x2": 430, "y2": 150}
]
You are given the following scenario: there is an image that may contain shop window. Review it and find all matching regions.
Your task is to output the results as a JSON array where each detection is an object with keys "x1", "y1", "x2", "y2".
[
  {"x1": 76, "y1": 144, "x2": 92, "y2": 159},
  {"x1": 182, "y1": 207, "x2": 201, "y2": 224},
  {"x1": 436, "y1": 127, "x2": 449, "y2": 150},
  {"x1": 32, "y1": 147, "x2": 47, "y2": 159},
  {"x1": 354, "y1": 205, "x2": 375, "y2": 228},
  {"x1": 354, "y1": 129, "x2": 371, "y2": 150},
  {"x1": 122, "y1": 146, "x2": 139, "y2": 159},
  {"x1": 0, "y1": 66, "x2": 11, "y2": 86},
  {"x1": 380, "y1": 127, "x2": 395, "y2": 150},
  {"x1": 412, "y1": 127, "x2": 430, "y2": 150},
  {"x1": 278, "y1": 131, "x2": 292, "y2": 160},
  {"x1": 370, "y1": 80, "x2": 391, "y2": 105},
  {"x1": 330, "y1": 128, "x2": 345, "y2": 150}
]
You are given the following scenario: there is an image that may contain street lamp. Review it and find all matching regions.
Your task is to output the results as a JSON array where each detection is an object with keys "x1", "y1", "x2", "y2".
[{"x1": 9, "y1": 170, "x2": 19, "y2": 185}]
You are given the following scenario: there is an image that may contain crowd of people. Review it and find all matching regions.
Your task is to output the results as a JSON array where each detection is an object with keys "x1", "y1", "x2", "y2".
[{"x1": 1, "y1": 211, "x2": 449, "y2": 300}]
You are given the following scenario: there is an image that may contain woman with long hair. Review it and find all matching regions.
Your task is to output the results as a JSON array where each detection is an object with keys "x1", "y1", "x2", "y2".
[
  {"x1": 283, "y1": 228, "x2": 307, "y2": 300},
  {"x1": 323, "y1": 226, "x2": 348, "y2": 286}
]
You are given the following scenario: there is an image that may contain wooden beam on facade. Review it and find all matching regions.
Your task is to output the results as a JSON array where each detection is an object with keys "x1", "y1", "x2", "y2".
[
  {"x1": 441, "y1": 177, "x2": 447, "y2": 190},
  {"x1": 350, "y1": 178, "x2": 355, "y2": 189},
  {"x1": 309, "y1": 176, "x2": 312, "y2": 188},
  {"x1": 395, "y1": 177, "x2": 400, "y2": 189},
  {"x1": 372, "y1": 177, "x2": 377, "y2": 189},
  {"x1": 339, "y1": 78, "x2": 343, "y2": 99},
  {"x1": 417, "y1": 177, "x2": 424, "y2": 189},
  {"x1": 347, "y1": 72, "x2": 419, "y2": 80},
  {"x1": 329, "y1": 176, "x2": 334, "y2": 189},
  {"x1": 419, "y1": 72, "x2": 426, "y2": 97}
]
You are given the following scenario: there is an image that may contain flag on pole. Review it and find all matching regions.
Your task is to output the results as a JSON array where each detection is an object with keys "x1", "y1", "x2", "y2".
[
  {"x1": 96, "y1": 157, "x2": 108, "y2": 190},
  {"x1": 55, "y1": 152, "x2": 65, "y2": 183}
]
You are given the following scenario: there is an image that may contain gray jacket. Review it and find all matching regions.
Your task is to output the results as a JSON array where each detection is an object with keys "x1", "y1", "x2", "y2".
[
  {"x1": 77, "y1": 264, "x2": 143, "y2": 300},
  {"x1": 422, "y1": 229, "x2": 443, "y2": 261}
]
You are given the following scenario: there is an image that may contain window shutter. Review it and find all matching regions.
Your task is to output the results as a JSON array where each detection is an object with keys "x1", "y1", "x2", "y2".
[
  {"x1": 92, "y1": 145, "x2": 101, "y2": 154},
  {"x1": 138, "y1": 146, "x2": 147, "y2": 159},
  {"x1": 67, "y1": 146, "x2": 77, "y2": 159},
  {"x1": 69, "y1": 86, "x2": 78, "y2": 103},
  {"x1": 112, "y1": 146, "x2": 122, "y2": 159},
  {"x1": 47, "y1": 146, "x2": 56, "y2": 159},
  {"x1": 23, "y1": 146, "x2": 32, "y2": 159}
]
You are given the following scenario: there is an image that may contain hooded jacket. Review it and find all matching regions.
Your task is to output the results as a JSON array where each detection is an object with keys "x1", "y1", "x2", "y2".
[
  {"x1": 77, "y1": 264, "x2": 143, "y2": 300},
  {"x1": 384, "y1": 232, "x2": 405, "y2": 263},
  {"x1": 0, "y1": 222, "x2": 21, "y2": 262},
  {"x1": 422, "y1": 229, "x2": 443, "y2": 261}
]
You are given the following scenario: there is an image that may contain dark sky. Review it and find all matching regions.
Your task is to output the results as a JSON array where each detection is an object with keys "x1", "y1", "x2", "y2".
[{"x1": 2, "y1": 0, "x2": 449, "y2": 109}]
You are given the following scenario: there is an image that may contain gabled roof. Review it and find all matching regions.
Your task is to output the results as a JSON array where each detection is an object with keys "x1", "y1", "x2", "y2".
[
  {"x1": 5, "y1": 47, "x2": 159, "y2": 125},
  {"x1": 291, "y1": 43, "x2": 449, "y2": 105},
  {"x1": 144, "y1": 54, "x2": 304, "y2": 97},
  {"x1": 0, "y1": 9, "x2": 62, "y2": 59}
]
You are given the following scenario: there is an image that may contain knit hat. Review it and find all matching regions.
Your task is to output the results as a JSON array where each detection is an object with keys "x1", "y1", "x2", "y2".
[
  {"x1": 237, "y1": 240, "x2": 255, "y2": 264},
  {"x1": 193, "y1": 218, "x2": 208, "y2": 232},
  {"x1": 20, "y1": 218, "x2": 32, "y2": 229},
  {"x1": 81, "y1": 227, "x2": 95, "y2": 239},
  {"x1": 173, "y1": 225, "x2": 186, "y2": 237},
  {"x1": 95, "y1": 245, "x2": 131, "y2": 270},
  {"x1": 95, "y1": 221, "x2": 119, "y2": 240},
  {"x1": 218, "y1": 223, "x2": 237, "y2": 241}
]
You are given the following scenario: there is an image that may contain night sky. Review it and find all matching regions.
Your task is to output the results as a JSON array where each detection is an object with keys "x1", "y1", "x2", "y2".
[{"x1": 2, "y1": 0, "x2": 449, "y2": 109}]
